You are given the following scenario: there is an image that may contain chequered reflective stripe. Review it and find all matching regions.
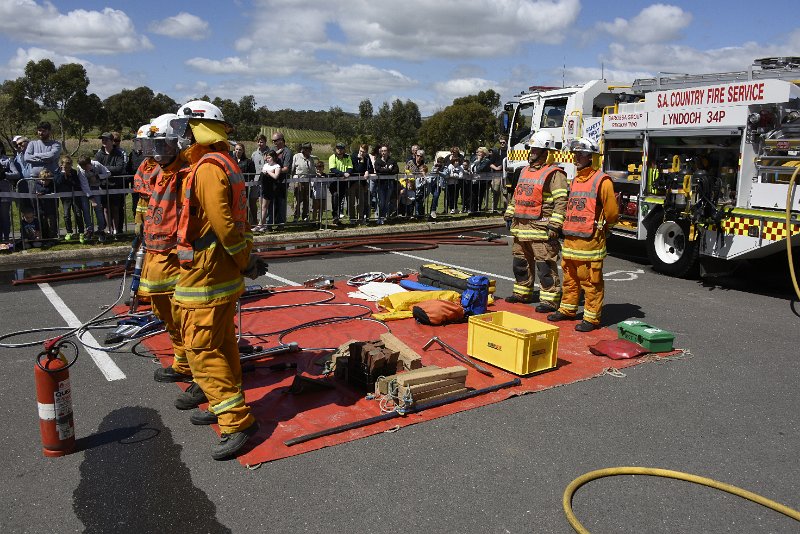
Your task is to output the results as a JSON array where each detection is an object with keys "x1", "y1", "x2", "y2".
[
  {"x1": 209, "y1": 392, "x2": 245, "y2": 415},
  {"x1": 762, "y1": 219, "x2": 800, "y2": 241},
  {"x1": 513, "y1": 284, "x2": 534, "y2": 296},
  {"x1": 550, "y1": 151, "x2": 575, "y2": 163},
  {"x1": 713, "y1": 216, "x2": 800, "y2": 241},
  {"x1": 508, "y1": 149, "x2": 529, "y2": 162}
]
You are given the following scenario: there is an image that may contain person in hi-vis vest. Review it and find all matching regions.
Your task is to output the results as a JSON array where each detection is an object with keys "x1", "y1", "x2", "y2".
[
  {"x1": 547, "y1": 137, "x2": 619, "y2": 332},
  {"x1": 503, "y1": 131, "x2": 568, "y2": 312}
]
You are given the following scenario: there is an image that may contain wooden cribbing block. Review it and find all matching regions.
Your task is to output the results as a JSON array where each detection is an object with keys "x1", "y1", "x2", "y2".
[
  {"x1": 373, "y1": 365, "x2": 440, "y2": 396},
  {"x1": 380, "y1": 333, "x2": 423, "y2": 370},
  {"x1": 394, "y1": 366, "x2": 468, "y2": 387},
  {"x1": 399, "y1": 378, "x2": 466, "y2": 397}
]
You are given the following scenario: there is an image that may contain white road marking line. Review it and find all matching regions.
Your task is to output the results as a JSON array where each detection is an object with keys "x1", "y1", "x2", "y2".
[
  {"x1": 366, "y1": 247, "x2": 515, "y2": 282},
  {"x1": 262, "y1": 272, "x2": 300, "y2": 286},
  {"x1": 38, "y1": 283, "x2": 126, "y2": 382}
]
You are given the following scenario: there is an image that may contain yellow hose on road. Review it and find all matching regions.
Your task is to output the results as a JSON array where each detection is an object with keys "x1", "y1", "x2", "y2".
[
  {"x1": 563, "y1": 467, "x2": 800, "y2": 534},
  {"x1": 786, "y1": 165, "x2": 800, "y2": 300}
]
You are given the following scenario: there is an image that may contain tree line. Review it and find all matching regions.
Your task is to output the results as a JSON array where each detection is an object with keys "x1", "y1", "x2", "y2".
[{"x1": 0, "y1": 59, "x2": 502, "y2": 156}]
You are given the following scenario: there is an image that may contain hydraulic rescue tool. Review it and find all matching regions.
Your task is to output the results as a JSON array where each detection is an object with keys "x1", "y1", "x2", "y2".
[
  {"x1": 422, "y1": 336, "x2": 494, "y2": 377},
  {"x1": 239, "y1": 342, "x2": 301, "y2": 363},
  {"x1": 104, "y1": 313, "x2": 164, "y2": 345}
]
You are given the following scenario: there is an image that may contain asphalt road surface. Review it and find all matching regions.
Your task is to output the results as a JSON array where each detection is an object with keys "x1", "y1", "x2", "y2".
[{"x1": 1, "y1": 227, "x2": 798, "y2": 533}]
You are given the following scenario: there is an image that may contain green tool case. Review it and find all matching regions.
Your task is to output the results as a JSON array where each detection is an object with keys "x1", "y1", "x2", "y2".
[{"x1": 616, "y1": 320, "x2": 675, "y2": 352}]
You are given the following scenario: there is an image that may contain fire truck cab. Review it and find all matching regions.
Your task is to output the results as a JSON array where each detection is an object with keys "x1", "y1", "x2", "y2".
[
  {"x1": 503, "y1": 80, "x2": 631, "y2": 187},
  {"x1": 603, "y1": 57, "x2": 800, "y2": 277}
]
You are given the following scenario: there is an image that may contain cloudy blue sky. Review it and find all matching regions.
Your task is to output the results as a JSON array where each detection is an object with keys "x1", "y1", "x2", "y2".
[{"x1": 1, "y1": 0, "x2": 799, "y2": 115}]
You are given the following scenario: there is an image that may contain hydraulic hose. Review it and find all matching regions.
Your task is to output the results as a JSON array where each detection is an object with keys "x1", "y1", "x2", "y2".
[
  {"x1": 786, "y1": 165, "x2": 800, "y2": 300},
  {"x1": 563, "y1": 467, "x2": 800, "y2": 533}
]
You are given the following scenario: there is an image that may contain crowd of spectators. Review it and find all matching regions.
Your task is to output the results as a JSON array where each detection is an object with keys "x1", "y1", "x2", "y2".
[{"x1": 0, "y1": 125, "x2": 510, "y2": 250}]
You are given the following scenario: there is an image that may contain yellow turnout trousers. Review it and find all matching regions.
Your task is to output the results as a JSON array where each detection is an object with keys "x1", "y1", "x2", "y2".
[
  {"x1": 149, "y1": 293, "x2": 189, "y2": 375},
  {"x1": 181, "y1": 300, "x2": 255, "y2": 433},
  {"x1": 557, "y1": 259, "x2": 605, "y2": 325}
]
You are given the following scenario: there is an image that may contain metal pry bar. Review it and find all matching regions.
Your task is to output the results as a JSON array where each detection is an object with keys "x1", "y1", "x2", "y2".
[{"x1": 422, "y1": 336, "x2": 494, "y2": 377}]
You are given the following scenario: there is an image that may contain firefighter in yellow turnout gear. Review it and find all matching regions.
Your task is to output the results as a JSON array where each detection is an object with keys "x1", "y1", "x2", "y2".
[
  {"x1": 134, "y1": 114, "x2": 194, "y2": 383},
  {"x1": 548, "y1": 138, "x2": 619, "y2": 332},
  {"x1": 171, "y1": 100, "x2": 264, "y2": 460},
  {"x1": 504, "y1": 132, "x2": 568, "y2": 312}
]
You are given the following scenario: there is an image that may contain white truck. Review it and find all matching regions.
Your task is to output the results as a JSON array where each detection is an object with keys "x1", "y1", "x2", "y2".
[
  {"x1": 602, "y1": 57, "x2": 800, "y2": 276},
  {"x1": 502, "y1": 80, "x2": 631, "y2": 185}
]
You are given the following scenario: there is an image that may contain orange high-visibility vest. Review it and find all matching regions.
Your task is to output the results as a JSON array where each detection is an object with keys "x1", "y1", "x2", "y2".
[
  {"x1": 132, "y1": 160, "x2": 160, "y2": 199},
  {"x1": 562, "y1": 170, "x2": 610, "y2": 238},
  {"x1": 513, "y1": 165, "x2": 561, "y2": 219},
  {"x1": 176, "y1": 152, "x2": 247, "y2": 267},
  {"x1": 144, "y1": 164, "x2": 190, "y2": 253}
]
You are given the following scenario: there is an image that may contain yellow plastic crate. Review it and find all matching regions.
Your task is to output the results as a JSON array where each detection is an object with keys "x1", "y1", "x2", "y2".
[{"x1": 467, "y1": 311, "x2": 559, "y2": 375}]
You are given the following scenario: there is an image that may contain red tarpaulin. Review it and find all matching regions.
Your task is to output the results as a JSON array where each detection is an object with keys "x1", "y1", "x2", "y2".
[{"x1": 139, "y1": 284, "x2": 652, "y2": 466}]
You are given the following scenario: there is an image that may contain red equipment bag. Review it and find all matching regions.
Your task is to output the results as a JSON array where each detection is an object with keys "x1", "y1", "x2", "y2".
[
  {"x1": 412, "y1": 300, "x2": 465, "y2": 326},
  {"x1": 589, "y1": 338, "x2": 650, "y2": 360}
]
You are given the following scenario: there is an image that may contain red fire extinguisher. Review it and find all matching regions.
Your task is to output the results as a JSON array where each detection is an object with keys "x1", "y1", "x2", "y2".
[{"x1": 35, "y1": 338, "x2": 78, "y2": 457}]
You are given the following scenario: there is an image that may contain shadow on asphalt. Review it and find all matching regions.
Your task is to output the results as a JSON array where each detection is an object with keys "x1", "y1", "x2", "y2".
[
  {"x1": 73, "y1": 406, "x2": 231, "y2": 534},
  {"x1": 600, "y1": 303, "x2": 647, "y2": 327}
]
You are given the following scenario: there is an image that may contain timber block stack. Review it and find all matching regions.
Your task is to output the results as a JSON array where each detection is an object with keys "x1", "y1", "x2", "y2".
[{"x1": 375, "y1": 366, "x2": 469, "y2": 409}]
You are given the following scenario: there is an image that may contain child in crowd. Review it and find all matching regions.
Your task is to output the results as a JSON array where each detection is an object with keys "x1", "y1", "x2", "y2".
[
  {"x1": 256, "y1": 150, "x2": 280, "y2": 231},
  {"x1": 34, "y1": 169, "x2": 59, "y2": 239},
  {"x1": 21, "y1": 206, "x2": 42, "y2": 248}
]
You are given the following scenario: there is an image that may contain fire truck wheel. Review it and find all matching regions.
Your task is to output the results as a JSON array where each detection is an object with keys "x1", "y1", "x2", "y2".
[{"x1": 646, "y1": 219, "x2": 699, "y2": 278}]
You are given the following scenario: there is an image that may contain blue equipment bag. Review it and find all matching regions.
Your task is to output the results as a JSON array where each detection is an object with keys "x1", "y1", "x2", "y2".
[{"x1": 460, "y1": 275, "x2": 489, "y2": 316}]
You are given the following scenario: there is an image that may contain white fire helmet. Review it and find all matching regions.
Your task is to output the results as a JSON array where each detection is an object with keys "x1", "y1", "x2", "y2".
[
  {"x1": 142, "y1": 113, "x2": 179, "y2": 163},
  {"x1": 527, "y1": 131, "x2": 554, "y2": 150},
  {"x1": 569, "y1": 137, "x2": 600, "y2": 154},
  {"x1": 170, "y1": 100, "x2": 232, "y2": 151},
  {"x1": 132, "y1": 123, "x2": 151, "y2": 153}
]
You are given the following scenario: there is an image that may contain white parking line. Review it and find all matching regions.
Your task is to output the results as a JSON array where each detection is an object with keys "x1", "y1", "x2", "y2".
[
  {"x1": 263, "y1": 271, "x2": 301, "y2": 286},
  {"x1": 38, "y1": 283, "x2": 126, "y2": 382}
]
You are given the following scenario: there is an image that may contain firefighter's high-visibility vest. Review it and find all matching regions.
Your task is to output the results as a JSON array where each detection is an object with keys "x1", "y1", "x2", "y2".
[
  {"x1": 513, "y1": 165, "x2": 561, "y2": 219},
  {"x1": 144, "y1": 164, "x2": 190, "y2": 253},
  {"x1": 562, "y1": 170, "x2": 610, "y2": 238}
]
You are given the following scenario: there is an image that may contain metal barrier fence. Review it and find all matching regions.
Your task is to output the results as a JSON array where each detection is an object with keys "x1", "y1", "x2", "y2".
[{"x1": 0, "y1": 171, "x2": 509, "y2": 248}]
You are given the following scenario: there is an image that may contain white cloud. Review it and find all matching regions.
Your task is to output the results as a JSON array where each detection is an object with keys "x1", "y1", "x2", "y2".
[
  {"x1": 149, "y1": 12, "x2": 210, "y2": 40},
  {"x1": 177, "y1": 81, "x2": 315, "y2": 112},
  {"x1": 597, "y1": 4, "x2": 692, "y2": 44},
  {"x1": 229, "y1": 0, "x2": 580, "y2": 61},
  {"x1": 603, "y1": 30, "x2": 800, "y2": 75},
  {"x1": 433, "y1": 78, "x2": 501, "y2": 103},
  {"x1": 2, "y1": 48, "x2": 142, "y2": 98},
  {"x1": 0, "y1": 1, "x2": 151, "y2": 54}
]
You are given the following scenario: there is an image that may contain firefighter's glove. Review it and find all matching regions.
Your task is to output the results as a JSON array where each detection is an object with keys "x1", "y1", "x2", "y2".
[
  {"x1": 547, "y1": 228, "x2": 560, "y2": 240},
  {"x1": 134, "y1": 223, "x2": 143, "y2": 236},
  {"x1": 242, "y1": 255, "x2": 268, "y2": 280}
]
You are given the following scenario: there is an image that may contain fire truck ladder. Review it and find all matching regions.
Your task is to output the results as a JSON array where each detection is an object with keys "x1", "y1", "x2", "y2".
[{"x1": 631, "y1": 57, "x2": 800, "y2": 93}]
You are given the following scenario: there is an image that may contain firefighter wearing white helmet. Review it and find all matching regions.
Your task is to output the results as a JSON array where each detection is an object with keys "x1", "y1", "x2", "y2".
[
  {"x1": 137, "y1": 113, "x2": 195, "y2": 386},
  {"x1": 170, "y1": 99, "x2": 263, "y2": 460},
  {"x1": 503, "y1": 130, "x2": 568, "y2": 311},
  {"x1": 547, "y1": 136, "x2": 618, "y2": 332}
]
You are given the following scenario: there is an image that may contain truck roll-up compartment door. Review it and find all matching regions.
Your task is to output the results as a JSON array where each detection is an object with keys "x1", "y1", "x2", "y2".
[{"x1": 646, "y1": 128, "x2": 742, "y2": 138}]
